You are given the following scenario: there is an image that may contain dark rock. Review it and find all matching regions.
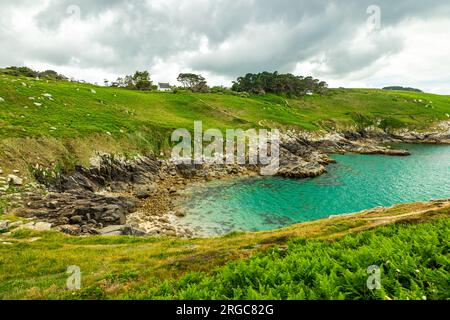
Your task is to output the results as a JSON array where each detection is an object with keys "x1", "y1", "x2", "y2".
[
  {"x1": 45, "y1": 201, "x2": 58, "y2": 209},
  {"x1": 70, "y1": 215, "x2": 83, "y2": 224},
  {"x1": 34, "y1": 154, "x2": 161, "y2": 193},
  {"x1": 57, "y1": 224, "x2": 81, "y2": 235},
  {"x1": 168, "y1": 187, "x2": 177, "y2": 194},
  {"x1": 21, "y1": 190, "x2": 137, "y2": 234},
  {"x1": 98, "y1": 225, "x2": 146, "y2": 236},
  {"x1": 133, "y1": 184, "x2": 157, "y2": 199},
  {"x1": 98, "y1": 225, "x2": 124, "y2": 236},
  {"x1": 173, "y1": 208, "x2": 186, "y2": 217}
]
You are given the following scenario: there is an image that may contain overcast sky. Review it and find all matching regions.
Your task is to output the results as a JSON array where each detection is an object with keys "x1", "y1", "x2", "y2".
[{"x1": 1, "y1": 0, "x2": 450, "y2": 93}]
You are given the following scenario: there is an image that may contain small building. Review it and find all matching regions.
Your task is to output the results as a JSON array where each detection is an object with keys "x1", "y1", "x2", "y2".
[
  {"x1": 305, "y1": 90, "x2": 314, "y2": 96},
  {"x1": 158, "y1": 83, "x2": 171, "y2": 91}
]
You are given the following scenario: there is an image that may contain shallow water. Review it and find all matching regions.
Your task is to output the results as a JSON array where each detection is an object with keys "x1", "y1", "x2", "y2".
[{"x1": 175, "y1": 144, "x2": 450, "y2": 236}]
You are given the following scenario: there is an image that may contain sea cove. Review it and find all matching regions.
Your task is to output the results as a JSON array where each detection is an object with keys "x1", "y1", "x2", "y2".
[{"x1": 175, "y1": 144, "x2": 450, "y2": 236}]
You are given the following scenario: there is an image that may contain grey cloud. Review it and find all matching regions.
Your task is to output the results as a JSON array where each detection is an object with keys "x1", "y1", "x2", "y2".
[
  {"x1": 1, "y1": 0, "x2": 450, "y2": 82},
  {"x1": 190, "y1": 0, "x2": 450, "y2": 77}
]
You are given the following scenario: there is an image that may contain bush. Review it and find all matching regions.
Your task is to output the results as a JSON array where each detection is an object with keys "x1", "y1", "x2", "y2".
[
  {"x1": 1, "y1": 66, "x2": 68, "y2": 80},
  {"x1": 210, "y1": 86, "x2": 232, "y2": 95}
]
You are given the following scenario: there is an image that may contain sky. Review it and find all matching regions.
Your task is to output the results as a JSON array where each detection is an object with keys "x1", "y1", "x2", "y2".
[{"x1": 1, "y1": 0, "x2": 449, "y2": 93}]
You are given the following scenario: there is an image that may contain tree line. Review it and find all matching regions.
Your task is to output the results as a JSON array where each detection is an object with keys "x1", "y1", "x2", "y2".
[
  {"x1": 231, "y1": 71, "x2": 328, "y2": 96},
  {"x1": 383, "y1": 86, "x2": 423, "y2": 93},
  {"x1": 109, "y1": 71, "x2": 155, "y2": 91},
  {"x1": 110, "y1": 70, "x2": 328, "y2": 96},
  {"x1": 2, "y1": 66, "x2": 329, "y2": 97},
  {"x1": 1, "y1": 66, "x2": 68, "y2": 80}
]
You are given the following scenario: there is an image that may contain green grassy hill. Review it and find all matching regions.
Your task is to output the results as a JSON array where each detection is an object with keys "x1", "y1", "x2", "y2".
[
  {"x1": 1, "y1": 72, "x2": 450, "y2": 172},
  {"x1": 1, "y1": 73, "x2": 449, "y2": 137}
]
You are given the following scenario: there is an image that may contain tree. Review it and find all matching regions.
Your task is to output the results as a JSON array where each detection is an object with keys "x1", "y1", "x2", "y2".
[
  {"x1": 124, "y1": 75, "x2": 134, "y2": 89},
  {"x1": 132, "y1": 71, "x2": 152, "y2": 91},
  {"x1": 6, "y1": 66, "x2": 38, "y2": 77},
  {"x1": 177, "y1": 73, "x2": 209, "y2": 92},
  {"x1": 382, "y1": 86, "x2": 422, "y2": 93},
  {"x1": 2, "y1": 66, "x2": 68, "y2": 80},
  {"x1": 111, "y1": 71, "x2": 153, "y2": 91},
  {"x1": 40, "y1": 70, "x2": 64, "y2": 80},
  {"x1": 231, "y1": 71, "x2": 328, "y2": 96},
  {"x1": 110, "y1": 77, "x2": 123, "y2": 87},
  {"x1": 192, "y1": 79, "x2": 209, "y2": 93}
]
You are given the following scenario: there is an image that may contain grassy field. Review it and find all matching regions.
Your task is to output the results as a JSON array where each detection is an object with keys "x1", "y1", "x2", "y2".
[
  {"x1": 1, "y1": 72, "x2": 450, "y2": 173},
  {"x1": 1, "y1": 73, "x2": 449, "y2": 137},
  {"x1": 0, "y1": 200, "x2": 448, "y2": 300}
]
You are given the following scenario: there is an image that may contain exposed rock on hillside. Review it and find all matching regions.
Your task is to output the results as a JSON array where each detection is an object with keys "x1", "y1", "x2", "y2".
[
  {"x1": 392, "y1": 121, "x2": 450, "y2": 144},
  {"x1": 19, "y1": 191, "x2": 138, "y2": 235},
  {"x1": 54, "y1": 154, "x2": 161, "y2": 193}
]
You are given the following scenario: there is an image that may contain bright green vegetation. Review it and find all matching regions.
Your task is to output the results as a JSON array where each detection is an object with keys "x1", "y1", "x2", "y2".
[
  {"x1": 1, "y1": 72, "x2": 449, "y2": 171},
  {"x1": 230, "y1": 71, "x2": 328, "y2": 95},
  {"x1": 0, "y1": 201, "x2": 448, "y2": 299},
  {"x1": 1, "y1": 73, "x2": 449, "y2": 139},
  {"x1": 150, "y1": 219, "x2": 450, "y2": 300},
  {"x1": 0, "y1": 199, "x2": 7, "y2": 215}
]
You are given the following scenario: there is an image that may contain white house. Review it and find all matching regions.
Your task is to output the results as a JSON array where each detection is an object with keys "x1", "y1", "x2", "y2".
[{"x1": 158, "y1": 83, "x2": 171, "y2": 91}]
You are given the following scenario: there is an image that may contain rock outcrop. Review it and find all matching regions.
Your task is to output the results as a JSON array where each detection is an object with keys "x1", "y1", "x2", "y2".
[
  {"x1": 281, "y1": 131, "x2": 410, "y2": 157},
  {"x1": 97, "y1": 225, "x2": 147, "y2": 236},
  {"x1": 392, "y1": 121, "x2": 450, "y2": 144},
  {"x1": 19, "y1": 190, "x2": 138, "y2": 235},
  {"x1": 52, "y1": 154, "x2": 161, "y2": 193}
]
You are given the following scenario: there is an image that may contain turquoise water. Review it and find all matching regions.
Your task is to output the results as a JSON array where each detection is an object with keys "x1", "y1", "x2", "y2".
[{"x1": 176, "y1": 144, "x2": 450, "y2": 236}]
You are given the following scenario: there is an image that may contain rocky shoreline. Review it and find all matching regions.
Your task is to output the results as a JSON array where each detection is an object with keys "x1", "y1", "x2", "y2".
[{"x1": 1, "y1": 121, "x2": 449, "y2": 238}]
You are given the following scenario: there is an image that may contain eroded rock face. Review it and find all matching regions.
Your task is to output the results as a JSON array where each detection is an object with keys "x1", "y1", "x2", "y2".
[
  {"x1": 18, "y1": 154, "x2": 163, "y2": 235},
  {"x1": 20, "y1": 191, "x2": 138, "y2": 235},
  {"x1": 392, "y1": 121, "x2": 450, "y2": 144},
  {"x1": 277, "y1": 132, "x2": 409, "y2": 177},
  {"x1": 282, "y1": 131, "x2": 410, "y2": 156},
  {"x1": 276, "y1": 147, "x2": 329, "y2": 178},
  {"x1": 53, "y1": 154, "x2": 161, "y2": 193}
]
